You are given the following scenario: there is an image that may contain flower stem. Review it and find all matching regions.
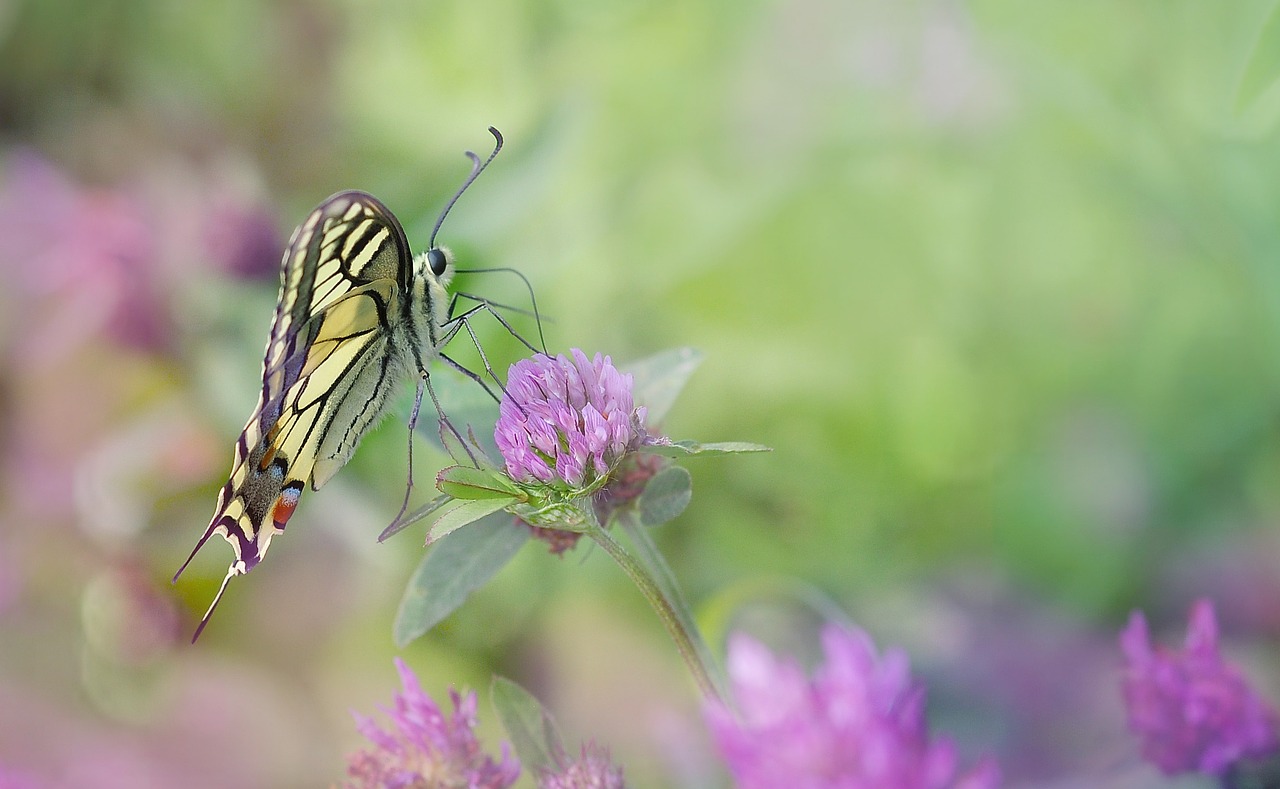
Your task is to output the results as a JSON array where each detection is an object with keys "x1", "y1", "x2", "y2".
[{"x1": 585, "y1": 519, "x2": 725, "y2": 704}]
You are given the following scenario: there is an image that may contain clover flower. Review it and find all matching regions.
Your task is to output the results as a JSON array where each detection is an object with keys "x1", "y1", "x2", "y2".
[
  {"x1": 1120, "y1": 599, "x2": 1279, "y2": 776},
  {"x1": 536, "y1": 742, "x2": 626, "y2": 789},
  {"x1": 344, "y1": 658, "x2": 520, "y2": 789},
  {"x1": 704, "y1": 625, "x2": 1001, "y2": 789},
  {"x1": 494, "y1": 350, "x2": 647, "y2": 490}
]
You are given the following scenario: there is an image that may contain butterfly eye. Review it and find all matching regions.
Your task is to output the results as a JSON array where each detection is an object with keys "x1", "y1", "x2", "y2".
[{"x1": 427, "y1": 248, "x2": 448, "y2": 277}]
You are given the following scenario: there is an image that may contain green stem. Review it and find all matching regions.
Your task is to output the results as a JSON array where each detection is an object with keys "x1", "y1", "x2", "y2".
[
  {"x1": 617, "y1": 516, "x2": 728, "y2": 700},
  {"x1": 586, "y1": 520, "x2": 725, "y2": 704}
]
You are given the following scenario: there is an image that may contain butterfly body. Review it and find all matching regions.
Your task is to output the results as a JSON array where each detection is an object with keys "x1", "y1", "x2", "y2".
[{"x1": 177, "y1": 190, "x2": 455, "y2": 637}]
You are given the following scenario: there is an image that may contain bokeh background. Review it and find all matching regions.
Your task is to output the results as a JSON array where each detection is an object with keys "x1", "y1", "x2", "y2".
[{"x1": 3, "y1": 1, "x2": 1280, "y2": 786}]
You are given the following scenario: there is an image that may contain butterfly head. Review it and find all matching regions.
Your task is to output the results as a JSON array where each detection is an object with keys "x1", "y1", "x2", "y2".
[{"x1": 422, "y1": 245, "x2": 455, "y2": 288}]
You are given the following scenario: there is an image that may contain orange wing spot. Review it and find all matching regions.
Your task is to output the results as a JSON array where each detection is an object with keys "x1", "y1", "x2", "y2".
[
  {"x1": 260, "y1": 428, "x2": 281, "y2": 470},
  {"x1": 271, "y1": 487, "x2": 302, "y2": 528}
]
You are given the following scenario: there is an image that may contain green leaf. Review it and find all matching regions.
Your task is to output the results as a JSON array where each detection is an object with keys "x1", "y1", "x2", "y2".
[
  {"x1": 393, "y1": 513, "x2": 528, "y2": 647},
  {"x1": 1237, "y1": 3, "x2": 1280, "y2": 115},
  {"x1": 623, "y1": 347, "x2": 704, "y2": 425},
  {"x1": 490, "y1": 676, "x2": 564, "y2": 772},
  {"x1": 638, "y1": 465, "x2": 692, "y2": 527},
  {"x1": 426, "y1": 497, "x2": 519, "y2": 544},
  {"x1": 437, "y1": 464, "x2": 521, "y2": 500},
  {"x1": 640, "y1": 439, "x2": 772, "y2": 457}
]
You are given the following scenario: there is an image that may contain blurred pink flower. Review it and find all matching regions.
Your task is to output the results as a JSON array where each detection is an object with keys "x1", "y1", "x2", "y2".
[
  {"x1": 81, "y1": 564, "x2": 183, "y2": 666},
  {"x1": 0, "y1": 152, "x2": 278, "y2": 533},
  {"x1": 1120, "y1": 598, "x2": 1280, "y2": 776},
  {"x1": 0, "y1": 764, "x2": 43, "y2": 789},
  {"x1": 536, "y1": 742, "x2": 626, "y2": 789},
  {"x1": 704, "y1": 625, "x2": 1001, "y2": 789},
  {"x1": 202, "y1": 200, "x2": 282, "y2": 280},
  {"x1": 0, "y1": 151, "x2": 284, "y2": 361},
  {"x1": 0, "y1": 150, "x2": 163, "y2": 357},
  {"x1": 344, "y1": 658, "x2": 520, "y2": 789}
]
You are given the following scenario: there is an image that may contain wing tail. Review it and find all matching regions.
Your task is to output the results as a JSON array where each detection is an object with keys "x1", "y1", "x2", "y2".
[
  {"x1": 172, "y1": 518, "x2": 222, "y2": 583},
  {"x1": 191, "y1": 563, "x2": 241, "y2": 643}
]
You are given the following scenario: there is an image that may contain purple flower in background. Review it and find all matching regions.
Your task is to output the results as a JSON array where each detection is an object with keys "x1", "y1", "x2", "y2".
[
  {"x1": 1120, "y1": 598, "x2": 1280, "y2": 776},
  {"x1": 705, "y1": 625, "x2": 1001, "y2": 789},
  {"x1": 495, "y1": 350, "x2": 648, "y2": 489},
  {"x1": 203, "y1": 200, "x2": 283, "y2": 280},
  {"x1": 0, "y1": 764, "x2": 43, "y2": 789},
  {"x1": 0, "y1": 151, "x2": 163, "y2": 356},
  {"x1": 344, "y1": 658, "x2": 520, "y2": 789},
  {"x1": 536, "y1": 742, "x2": 626, "y2": 789}
]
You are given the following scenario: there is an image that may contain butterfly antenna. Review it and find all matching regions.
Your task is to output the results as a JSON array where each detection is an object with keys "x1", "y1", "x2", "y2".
[{"x1": 429, "y1": 127, "x2": 504, "y2": 250}]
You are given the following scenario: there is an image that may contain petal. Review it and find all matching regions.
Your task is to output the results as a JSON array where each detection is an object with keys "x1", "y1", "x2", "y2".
[
  {"x1": 558, "y1": 456, "x2": 585, "y2": 487},
  {"x1": 528, "y1": 420, "x2": 560, "y2": 457},
  {"x1": 1119, "y1": 610, "x2": 1153, "y2": 665},
  {"x1": 580, "y1": 404, "x2": 610, "y2": 454},
  {"x1": 1185, "y1": 598, "x2": 1220, "y2": 657}
]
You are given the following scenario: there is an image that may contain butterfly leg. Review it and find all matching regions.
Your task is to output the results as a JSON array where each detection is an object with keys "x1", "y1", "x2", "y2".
[
  {"x1": 438, "y1": 308, "x2": 548, "y2": 423},
  {"x1": 434, "y1": 310, "x2": 506, "y2": 403},
  {"x1": 383, "y1": 368, "x2": 481, "y2": 539},
  {"x1": 388, "y1": 374, "x2": 429, "y2": 530},
  {"x1": 446, "y1": 260, "x2": 547, "y2": 353},
  {"x1": 439, "y1": 303, "x2": 532, "y2": 402},
  {"x1": 439, "y1": 349, "x2": 530, "y2": 425},
  {"x1": 421, "y1": 367, "x2": 481, "y2": 467},
  {"x1": 447, "y1": 291, "x2": 546, "y2": 355},
  {"x1": 440, "y1": 352, "x2": 501, "y2": 403}
]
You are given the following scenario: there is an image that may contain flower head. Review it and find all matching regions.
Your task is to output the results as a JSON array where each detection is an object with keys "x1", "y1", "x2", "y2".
[
  {"x1": 536, "y1": 742, "x2": 626, "y2": 789},
  {"x1": 495, "y1": 350, "x2": 647, "y2": 490},
  {"x1": 1120, "y1": 598, "x2": 1279, "y2": 776},
  {"x1": 704, "y1": 625, "x2": 1000, "y2": 789},
  {"x1": 344, "y1": 658, "x2": 520, "y2": 789}
]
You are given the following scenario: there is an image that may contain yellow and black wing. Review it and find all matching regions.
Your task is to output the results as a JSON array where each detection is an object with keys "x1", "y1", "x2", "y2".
[{"x1": 176, "y1": 191, "x2": 413, "y2": 639}]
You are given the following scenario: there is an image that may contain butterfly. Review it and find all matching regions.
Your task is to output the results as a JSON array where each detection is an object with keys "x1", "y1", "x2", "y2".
[{"x1": 175, "y1": 129, "x2": 507, "y2": 641}]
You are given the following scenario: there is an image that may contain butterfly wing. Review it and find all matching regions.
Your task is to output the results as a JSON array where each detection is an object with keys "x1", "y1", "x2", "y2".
[{"x1": 176, "y1": 191, "x2": 413, "y2": 639}]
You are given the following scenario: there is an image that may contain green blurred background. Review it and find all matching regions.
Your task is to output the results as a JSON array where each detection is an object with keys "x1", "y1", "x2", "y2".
[{"x1": 4, "y1": 1, "x2": 1280, "y2": 786}]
